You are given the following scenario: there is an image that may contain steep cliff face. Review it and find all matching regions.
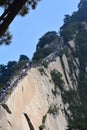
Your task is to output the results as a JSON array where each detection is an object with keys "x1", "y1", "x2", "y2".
[
  {"x1": 1, "y1": 0, "x2": 87, "y2": 129},
  {"x1": 0, "y1": 53, "x2": 78, "y2": 130}
]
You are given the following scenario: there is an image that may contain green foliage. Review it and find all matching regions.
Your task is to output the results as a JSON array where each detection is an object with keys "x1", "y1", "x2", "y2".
[
  {"x1": 75, "y1": 29, "x2": 87, "y2": 107},
  {"x1": 60, "y1": 1, "x2": 87, "y2": 122},
  {"x1": 63, "y1": 14, "x2": 71, "y2": 24},
  {"x1": 67, "y1": 116, "x2": 87, "y2": 130},
  {"x1": 78, "y1": 71, "x2": 87, "y2": 103},
  {"x1": 76, "y1": 31, "x2": 87, "y2": 64},
  {"x1": 63, "y1": 90, "x2": 80, "y2": 105},
  {"x1": 51, "y1": 88, "x2": 59, "y2": 97},
  {"x1": 67, "y1": 57, "x2": 75, "y2": 74},
  {"x1": 19, "y1": 54, "x2": 30, "y2": 62},
  {"x1": 60, "y1": 0, "x2": 87, "y2": 44},
  {"x1": 36, "y1": 31, "x2": 58, "y2": 50},
  {"x1": 0, "y1": 54, "x2": 29, "y2": 89},
  {"x1": 76, "y1": 31, "x2": 87, "y2": 45},
  {"x1": 60, "y1": 22, "x2": 82, "y2": 43},
  {"x1": 0, "y1": 0, "x2": 40, "y2": 42},
  {"x1": 48, "y1": 103, "x2": 59, "y2": 116},
  {"x1": 38, "y1": 67, "x2": 46, "y2": 75},
  {"x1": 39, "y1": 114, "x2": 47, "y2": 130},
  {"x1": 58, "y1": 0, "x2": 87, "y2": 129},
  {"x1": 19, "y1": 5, "x2": 29, "y2": 16},
  {"x1": 59, "y1": 48, "x2": 68, "y2": 57},
  {"x1": 62, "y1": 89, "x2": 84, "y2": 124},
  {"x1": 39, "y1": 124, "x2": 45, "y2": 130},
  {"x1": 32, "y1": 31, "x2": 58, "y2": 62},
  {"x1": 32, "y1": 47, "x2": 53, "y2": 62},
  {"x1": 0, "y1": 62, "x2": 17, "y2": 88},
  {"x1": 78, "y1": 0, "x2": 87, "y2": 10},
  {"x1": 42, "y1": 114, "x2": 47, "y2": 124},
  {"x1": 41, "y1": 61, "x2": 48, "y2": 68},
  {"x1": 0, "y1": 0, "x2": 40, "y2": 16},
  {"x1": 0, "y1": 30, "x2": 12, "y2": 45},
  {"x1": 51, "y1": 68, "x2": 65, "y2": 96},
  {"x1": 51, "y1": 69, "x2": 65, "y2": 89}
]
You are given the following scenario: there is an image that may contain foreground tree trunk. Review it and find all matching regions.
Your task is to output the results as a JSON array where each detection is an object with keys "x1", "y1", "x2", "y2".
[{"x1": 0, "y1": 0, "x2": 27, "y2": 36}]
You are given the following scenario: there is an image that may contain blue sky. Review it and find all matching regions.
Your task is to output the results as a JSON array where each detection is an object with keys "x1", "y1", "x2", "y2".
[{"x1": 0, "y1": 0, "x2": 80, "y2": 65}]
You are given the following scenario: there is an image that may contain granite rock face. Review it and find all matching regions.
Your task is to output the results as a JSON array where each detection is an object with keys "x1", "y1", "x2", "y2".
[{"x1": 0, "y1": 55, "x2": 78, "y2": 130}]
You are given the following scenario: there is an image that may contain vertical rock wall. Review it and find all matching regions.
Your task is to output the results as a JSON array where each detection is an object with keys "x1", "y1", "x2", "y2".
[{"x1": 0, "y1": 55, "x2": 78, "y2": 130}]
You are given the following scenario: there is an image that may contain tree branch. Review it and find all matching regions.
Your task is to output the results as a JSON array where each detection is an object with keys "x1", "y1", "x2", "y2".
[{"x1": 0, "y1": 0, "x2": 27, "y2": 36}]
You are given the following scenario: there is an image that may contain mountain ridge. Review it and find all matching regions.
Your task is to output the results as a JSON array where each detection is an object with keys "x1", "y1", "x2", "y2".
[{"x1": 0, "y1": 0, "x2": 87, "y2": 129}]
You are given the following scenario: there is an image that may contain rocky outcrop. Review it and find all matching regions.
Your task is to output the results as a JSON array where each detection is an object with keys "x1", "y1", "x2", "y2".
[{"x1": 0, "y1": 53, "x2": 79, "y2": 130}]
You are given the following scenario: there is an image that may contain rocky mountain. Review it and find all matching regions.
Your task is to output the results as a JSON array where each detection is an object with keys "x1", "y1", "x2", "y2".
[
  {"x1": 0, "y1": 51, "x2": 78, "y2": 130},
  {"x1": 0, "y1": 0, "x2": 87, "y2": 129}
]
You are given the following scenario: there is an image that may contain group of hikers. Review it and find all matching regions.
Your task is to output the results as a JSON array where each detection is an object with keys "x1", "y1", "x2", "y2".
[
  {"x1": 0, "y1": 62, "x2": 32, "y2": 103},
  {"x1": 0, "y1": 52, "x2": 60, "y2": 104}
]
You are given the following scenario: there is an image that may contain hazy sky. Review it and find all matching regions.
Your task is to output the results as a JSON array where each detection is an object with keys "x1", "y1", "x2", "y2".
[{"x1": 0, "y1": 0, "x2": 80, "y2": 65}]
